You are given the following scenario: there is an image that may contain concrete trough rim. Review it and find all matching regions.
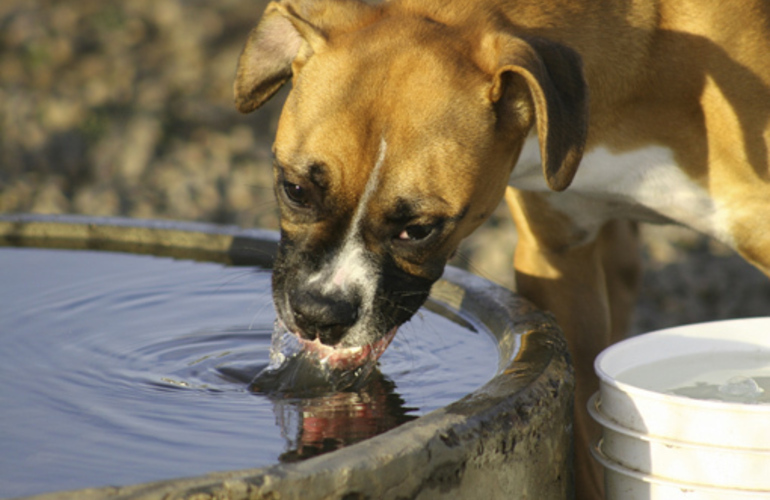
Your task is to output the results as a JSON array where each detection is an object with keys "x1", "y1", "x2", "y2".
[{"x1": 0, "y1": 213, "x2": 574, "y2": 500}]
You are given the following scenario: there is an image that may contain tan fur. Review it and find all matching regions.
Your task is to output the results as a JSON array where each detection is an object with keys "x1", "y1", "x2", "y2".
[{"x1": 235, "y1": 1, "x2": 770, "y2": 498}]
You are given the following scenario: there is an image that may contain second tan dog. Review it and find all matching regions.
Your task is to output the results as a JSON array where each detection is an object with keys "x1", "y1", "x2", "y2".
[{"x1": 234, "y1": 0, "x2": 770, "y2": 498}]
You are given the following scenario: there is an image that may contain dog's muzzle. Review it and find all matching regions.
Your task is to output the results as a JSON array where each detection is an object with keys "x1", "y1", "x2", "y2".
[
  {"x1": 273, "y1": 273, "x2": 397, "y2": 371},
  {"x1": 270, "y1": 233, "x2": 435, "y2": 374}
]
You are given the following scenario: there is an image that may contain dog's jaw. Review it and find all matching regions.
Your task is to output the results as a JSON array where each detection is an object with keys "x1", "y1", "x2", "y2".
[
  {"x1": 271, "y1": 243, "x2": 422, "y2": 370},
  {"x1": 271, "y1": 215, "x2": 439, "y2": 371},
  {"x1": 280, "y1": 320, "x2": 398, "y2": 371}
]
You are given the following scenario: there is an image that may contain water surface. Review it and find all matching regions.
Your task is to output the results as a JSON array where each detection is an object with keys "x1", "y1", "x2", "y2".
[
  {"x1": 618, "y1": 351, "x2": 770, "y2": 404},
  {"x1": 0, "y1": 247, "x2": 497, "y2": 497}
]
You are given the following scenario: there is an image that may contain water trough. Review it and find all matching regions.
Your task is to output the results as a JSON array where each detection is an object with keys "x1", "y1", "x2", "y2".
[{"x1": 0, "y1": 213, "x2": 574, "y2": 500}]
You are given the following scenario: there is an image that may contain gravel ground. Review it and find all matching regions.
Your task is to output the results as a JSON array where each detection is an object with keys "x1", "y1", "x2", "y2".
[{"x1": 2, "y1": 0, "x2": 769, "y2": 336}]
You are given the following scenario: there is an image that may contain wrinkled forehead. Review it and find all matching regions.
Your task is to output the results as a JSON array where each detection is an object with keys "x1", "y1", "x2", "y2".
[{"x1": 274, "y1": 17, "x2": 493, "y2": 186}]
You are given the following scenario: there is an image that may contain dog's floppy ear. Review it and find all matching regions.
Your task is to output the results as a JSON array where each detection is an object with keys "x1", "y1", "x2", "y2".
[
  {"x1": 487, "y1": 35, "x2": 588, "y2": 191},
  {"x1": 234, "y1": 2, "x2": 321, "y2": 114},
  {"x1": 234, "y1": 0, "x2": 378, "y2": 114}
]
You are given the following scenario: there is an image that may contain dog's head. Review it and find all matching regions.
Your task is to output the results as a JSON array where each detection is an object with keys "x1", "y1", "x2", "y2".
[{"x1": 234, "y1": 0, "x2": 588, "y2": 368}]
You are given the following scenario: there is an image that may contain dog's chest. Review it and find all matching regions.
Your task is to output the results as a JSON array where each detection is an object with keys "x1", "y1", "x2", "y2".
[{"x1": 509, "y1": 136, "x2": 731, "y2": 243}]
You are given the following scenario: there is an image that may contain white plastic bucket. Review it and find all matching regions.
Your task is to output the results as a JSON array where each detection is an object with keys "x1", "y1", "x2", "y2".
[
  {"x1": 590, "y1": 317, "x2": 770, "y2": 498},
  {"x1": 595, "y1": 318, "x2": 770, "y2": 448}
]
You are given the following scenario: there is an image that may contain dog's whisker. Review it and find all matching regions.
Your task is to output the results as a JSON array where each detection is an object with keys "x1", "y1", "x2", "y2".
[
  {"x1": 238, "y1": 282, "x2": 275, "y2": 331},
  {"x1": 378, "y1": 296, "x2": 423, "y2": 316},
  {"x1": 214, "y1": 269, "x2": 265, "y2": 292},
  {"x1": 248, "y1": 299, "x2": 275, "y2": 331},
  {"x1": 390, "y1": 290, "x2": 430, "y2": 298}
]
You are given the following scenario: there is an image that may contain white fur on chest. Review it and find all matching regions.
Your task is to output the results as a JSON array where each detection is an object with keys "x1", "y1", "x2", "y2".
[{"x1": 509, "y1": 136, "x2": 732, "y2": 243}]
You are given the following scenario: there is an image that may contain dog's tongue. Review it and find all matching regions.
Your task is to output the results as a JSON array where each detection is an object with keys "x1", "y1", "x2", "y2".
[{"x1": 249, "y1": 322, "x2": 397, "y2": 394}]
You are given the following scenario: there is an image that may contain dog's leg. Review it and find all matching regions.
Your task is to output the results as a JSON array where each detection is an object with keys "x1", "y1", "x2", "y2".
[{"x1": 507, "y1": 189, "x2": 639, "y2": 500}]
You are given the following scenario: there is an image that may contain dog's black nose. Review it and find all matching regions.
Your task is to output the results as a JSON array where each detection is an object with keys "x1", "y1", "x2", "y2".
[{"x1": 291, "y1": 288, "x2": 361, "y2": 346}]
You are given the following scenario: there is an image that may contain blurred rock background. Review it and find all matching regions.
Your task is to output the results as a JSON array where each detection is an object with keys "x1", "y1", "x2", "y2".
[
  {"x1": 1, "y1": 0, "x2": 280, "y2": 228},
  {"x1": 2, "y1": 0, "x2": 768, "y2": 334}
]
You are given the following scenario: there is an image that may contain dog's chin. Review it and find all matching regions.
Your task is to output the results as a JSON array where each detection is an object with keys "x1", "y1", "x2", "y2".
[{"x1": 286, "y1": 325, "x2": 398, "y2": 371}]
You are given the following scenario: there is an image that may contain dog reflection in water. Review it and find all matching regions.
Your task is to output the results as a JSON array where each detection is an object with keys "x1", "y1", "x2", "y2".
[
  {"x1": 267, "y1": 372, "x2": 417, "y2": 463},
  {"x1": 239, "y1": 324, "x2": 416, "y2": 462}
]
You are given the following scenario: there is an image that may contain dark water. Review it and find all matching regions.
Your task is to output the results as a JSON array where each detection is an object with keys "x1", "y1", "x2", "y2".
[{"x1": 0, "y1": 248, "x2": 497, "y2": 497}]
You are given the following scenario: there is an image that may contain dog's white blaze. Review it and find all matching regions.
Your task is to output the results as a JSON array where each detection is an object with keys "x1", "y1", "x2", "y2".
[
  {"x1": 328, "y1": 244, "x2": 370, "y2": 292},
  {"x1": 310, "y1": 139, "x2": 388, "y2": 301},
  {"x1": 349, "y1": 138, "x2": 388, "y2": 236},
  {"x1": 510, "y1": 136, "x2": 733, "y2": 244}
]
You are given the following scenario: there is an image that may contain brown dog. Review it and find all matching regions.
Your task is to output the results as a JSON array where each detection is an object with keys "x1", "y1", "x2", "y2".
[{"x1": 234, "y1": 0, "x2": 770, "y2": 498}]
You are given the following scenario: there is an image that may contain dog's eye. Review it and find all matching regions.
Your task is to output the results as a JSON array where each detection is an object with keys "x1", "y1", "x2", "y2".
[
  {"x1": 282, "y1": 181, "x2": 311, "y2": 207},
  {"x1": 397, "y1": 224, "x2": 434, "y2": 242}
]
